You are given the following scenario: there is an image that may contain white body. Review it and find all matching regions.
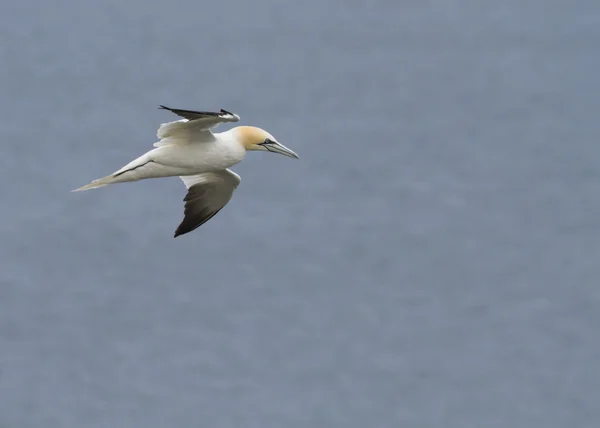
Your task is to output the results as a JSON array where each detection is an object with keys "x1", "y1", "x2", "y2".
[{"x1": 108, "y1": 128, "x2": 246, "y2": 185}]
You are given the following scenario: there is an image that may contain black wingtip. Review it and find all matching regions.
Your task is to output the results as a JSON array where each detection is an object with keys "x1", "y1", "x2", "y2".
[
  {"x1": 174, "y1": 227, "x2": 188, "y2": 238},
  {"x1": 159, "y1": 105, "x2": 170, "y2": 110}
]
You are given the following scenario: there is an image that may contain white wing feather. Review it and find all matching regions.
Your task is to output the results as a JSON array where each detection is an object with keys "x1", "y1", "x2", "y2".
[{"x1": 154, "y1": 106, "x2": 240, "y2": 148}]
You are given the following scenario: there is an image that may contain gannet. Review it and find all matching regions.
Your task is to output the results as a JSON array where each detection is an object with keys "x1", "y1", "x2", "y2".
[{"x1": 72, "y1": 105, "x2": 299, "y2": 237}]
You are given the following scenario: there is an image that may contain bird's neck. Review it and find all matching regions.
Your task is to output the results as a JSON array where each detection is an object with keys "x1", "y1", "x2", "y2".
[{"x1": 213, "y1": 129, "x2": 246, "y2": 164}]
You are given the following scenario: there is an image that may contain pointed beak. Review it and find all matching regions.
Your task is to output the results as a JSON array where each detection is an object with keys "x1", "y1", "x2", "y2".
[{"x1": 265, "y1": 141, "x2": 300, "y2": 159}]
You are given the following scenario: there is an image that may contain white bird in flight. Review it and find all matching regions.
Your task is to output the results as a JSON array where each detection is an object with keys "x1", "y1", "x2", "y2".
[{"x1": 73, "y1": 105, "x2": 299, "y2": 237}]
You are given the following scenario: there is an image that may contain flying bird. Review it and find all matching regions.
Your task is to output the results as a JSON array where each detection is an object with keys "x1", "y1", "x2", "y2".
[{"x1": 72, "y1": 105, "x2": 299, "y2": 237}]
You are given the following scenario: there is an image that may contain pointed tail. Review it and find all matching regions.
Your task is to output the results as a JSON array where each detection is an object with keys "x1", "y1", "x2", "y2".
[
  {"x1": 71, "y1": 174, "x2": 116, "y2": 192},
  {"x1": 71, "y1": 152, "x2": 157, "y2": 192}
]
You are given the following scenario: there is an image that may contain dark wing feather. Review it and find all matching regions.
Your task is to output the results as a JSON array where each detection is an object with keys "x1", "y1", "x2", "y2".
[
  {"x1": 174, "y1": 186, "x2": 223, "y2": 237},
  {"x1": 174, "y1": 170, "x2": 241, "y2": 238},
  {"x1": 159, "y1": 105, "x2": 239, "y2": 122}
]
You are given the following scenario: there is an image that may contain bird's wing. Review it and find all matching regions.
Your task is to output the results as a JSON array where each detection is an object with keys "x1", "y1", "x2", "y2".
[
  {"x1": 154, "y1": 105, "x2": 240, "y2": 147},
  {"x1": 160, "y1": 105, "x2": 240, "y2": 123},
  {"x1": 174, "y1": 169, "x2": 241, "y2": 237}
]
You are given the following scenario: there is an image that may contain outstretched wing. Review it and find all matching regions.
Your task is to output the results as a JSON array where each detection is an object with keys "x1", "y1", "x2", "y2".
[
  {"x1": 174, "y1": 169, "x2": 241, "y2": 238},
  {"x1": 154, "y1": 105, "x2": 240, "y2": 147}
]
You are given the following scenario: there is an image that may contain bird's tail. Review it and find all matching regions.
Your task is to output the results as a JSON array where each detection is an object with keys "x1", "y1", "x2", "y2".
[
  {"x1": 71, "y1": 175, "x2": 116, "y2": 192},
  {"x1": 71, "y1": 152, "x2": 157, "y2": 192}
]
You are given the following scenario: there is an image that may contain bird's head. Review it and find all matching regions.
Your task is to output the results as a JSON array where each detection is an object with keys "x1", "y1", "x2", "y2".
[{"x1": 234, "y1": 126, "x2": 299, "y2": 159}]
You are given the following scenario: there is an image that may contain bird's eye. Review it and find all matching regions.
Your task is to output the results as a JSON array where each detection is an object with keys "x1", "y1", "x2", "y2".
[{"x1": 260, "y1": 138, "x2": 273, "y2": 145}]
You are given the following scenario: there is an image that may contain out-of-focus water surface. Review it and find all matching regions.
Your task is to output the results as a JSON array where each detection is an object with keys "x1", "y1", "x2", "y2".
[{"x1": 1, "y1": 0, "x2": 600, "y2": 426}]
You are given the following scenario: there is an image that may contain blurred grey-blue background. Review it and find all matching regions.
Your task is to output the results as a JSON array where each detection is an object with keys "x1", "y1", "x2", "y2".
[{"x1": 1, "y1": 0, "x2": 600, "y2": 426}]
